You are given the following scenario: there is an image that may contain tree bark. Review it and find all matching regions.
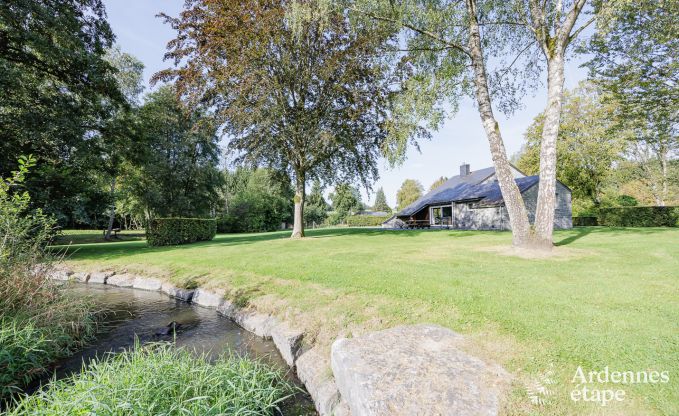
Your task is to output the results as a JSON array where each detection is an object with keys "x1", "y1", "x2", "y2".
[
  {"x1": 466, "y1": 0, "x2": 531, "y2": 247},
  {"x1": 532, "y1": 52, "x2": 566, "y2": 249},
  {"x1": 291, "y1": 171, "x2": 306, "y2": 238},
  {"x1": 104, "y1": 177, "x2": 116, "y2": 240}
]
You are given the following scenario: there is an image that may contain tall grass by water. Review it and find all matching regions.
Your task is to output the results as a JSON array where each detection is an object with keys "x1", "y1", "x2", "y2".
[{"x1": 9, "y1": 343, "x2": 295, "y2": 415}]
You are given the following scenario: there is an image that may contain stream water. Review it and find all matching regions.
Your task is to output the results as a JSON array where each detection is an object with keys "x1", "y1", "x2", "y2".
[{"x1": 34, "y1": 284, "x2": 315, "y2": 414}]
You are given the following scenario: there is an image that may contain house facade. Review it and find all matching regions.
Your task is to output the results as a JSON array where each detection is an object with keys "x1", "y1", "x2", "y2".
[{"x1": 384, "y1": 164, "x2": 572, "y2": 230}]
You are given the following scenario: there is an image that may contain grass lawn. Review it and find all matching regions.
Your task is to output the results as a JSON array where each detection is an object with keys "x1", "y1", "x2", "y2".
[
  {"x1": 55, "y1": 229, "x2": 145, "y2": 245},
  {"x1": 56, "y1": 227, "x2": 678, "y2": 415}
]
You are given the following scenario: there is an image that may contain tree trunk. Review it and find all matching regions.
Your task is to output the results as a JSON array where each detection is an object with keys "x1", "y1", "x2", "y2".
[
  {"x1": 466, "y1": 0, "x2": 531, "y2": 247},
  {"x1": 291, "y1": 171, "x2": 305, "y2": 238},
  {"x1": 104, "y1": 177, "x2": 116, "y2": 240},
  {"x1": 533, "y1": 52, "x2": 566, "y2": 250}
]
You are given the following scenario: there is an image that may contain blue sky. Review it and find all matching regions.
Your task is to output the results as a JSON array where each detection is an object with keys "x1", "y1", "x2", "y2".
[{"x1": 104, "y1": 0, "x2": 590, "y2": 207}]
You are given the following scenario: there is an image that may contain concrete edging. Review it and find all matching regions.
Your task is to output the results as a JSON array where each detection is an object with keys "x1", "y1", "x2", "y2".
[{"x1": 46, "y1": 266, "x2": 348, "y2": 416}]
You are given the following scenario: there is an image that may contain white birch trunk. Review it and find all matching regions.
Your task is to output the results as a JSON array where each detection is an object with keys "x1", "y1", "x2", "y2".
[
  {"x1": 466, "y1": 0, "x2": 531, "y2": 247},
  {"x1": 533, "y1": 53, "x2": 566, "y2": 249},
  {"x1": 291, "y1": 172, "x2": 305, "y2": 238}
]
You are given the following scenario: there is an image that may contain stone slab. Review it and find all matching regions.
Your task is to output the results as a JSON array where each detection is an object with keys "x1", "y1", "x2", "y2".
[
  {"x1": 192, "y1": 288, "x2": 223, "y2": 308},
  {"x1": 89, "y1": 271, "x2": 114, "y2": 284},
  {"x1": 133, "y1": 277, "x2": 163, "y2": 291},
  {"x1": 297, "y1": 347, "x2": 343, "y2": 416},
  {"x1": 271, "y1": 322, "x2": 304, "y2": 367},
  {"x1": 161, "y1": 282, "x2": 195, "y2": 302},
  {"x1": 73, "y1": 271, "x2": 90, "y2": 283},
  {"x1": 234, "y1": 312, "x2": 276, "y2": 339},
  {"x1": 331, "y1": 324, "x2": 507, "y2": 416},
  {"x1": 106, "y1": 273, "x2": 135, "y2": 288}
]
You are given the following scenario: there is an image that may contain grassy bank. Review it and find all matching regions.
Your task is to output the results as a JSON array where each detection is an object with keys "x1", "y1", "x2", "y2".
[
  {"x1": 9, "y1": 343, "x2": 294, "y2": 415},
  {"x1": 57, "y1": 227, "x2": 679, "y2": 415}
]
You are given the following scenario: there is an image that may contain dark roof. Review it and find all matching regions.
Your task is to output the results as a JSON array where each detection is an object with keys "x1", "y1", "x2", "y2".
[{"x1": 396, "y1": 172, "x2": 540, "y2": 216}]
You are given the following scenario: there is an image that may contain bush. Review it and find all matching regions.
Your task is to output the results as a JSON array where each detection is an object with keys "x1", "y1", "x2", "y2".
[
  {"x1": 146, "y1": 218, "x2": 216, "y2": 246},
  {"x1": 573, "y1": 216, "x2": 598, "y2": 226},
  {"x1": 8, "y1": 343, "x2": 295, "y2": 415},
  {"x1": 346, "y1": 214, "x2": 390, "y2": 227},
  {"x1": 598, "y1": 206, "x2": 679, "y2": 227}
]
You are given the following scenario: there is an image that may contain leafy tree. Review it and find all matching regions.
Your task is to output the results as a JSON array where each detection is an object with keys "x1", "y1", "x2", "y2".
[
  {"x1": 219, "y1": 169, "x2": 293, "y2": 233},
  {"x1": 330, "y1": 184, "x2": 362, "y2": 222},
  {"x1": 429, "y1": 177, "x2": 448, "y2": 192},
  {"x1": 155, "y1": 0, "x2": 419, "y2": 238},
  {"x1": 372, "y1": 187, "x2": 391, "y2": 212},
  {"x1": 396, "y1": 179, "x2": 423, "y2": 210},
  {"x1": 516, "y1": 83, "x2": 626, "y2": 209},
  {"x1": 329, "y1": 0, "x2": 597, "y2": 248},
  {"x1": 586, "y1": 0, "x2": 678, "y2": 206},
  {"x1": 305, "y1": 181, "x2": 329, "y2": 226},
  {"x1": 125, "y1": 86, "x2": 222, "y2": 219},
  {"x1": 0, "y1": 0, "x2": 123, "y2": 226},
  {"x1": 100, "y1": 47, "x2": 145, "y2": 239}
]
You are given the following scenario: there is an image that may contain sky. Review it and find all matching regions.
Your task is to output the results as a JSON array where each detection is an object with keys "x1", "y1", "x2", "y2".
[{"x1": 103, "y1": 0, "x2": 590, "y2": 208}]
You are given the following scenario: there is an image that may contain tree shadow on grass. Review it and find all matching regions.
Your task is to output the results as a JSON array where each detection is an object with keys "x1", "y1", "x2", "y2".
[{"x1": 554, "y1": 226, "x2": 676, "y2": 246}]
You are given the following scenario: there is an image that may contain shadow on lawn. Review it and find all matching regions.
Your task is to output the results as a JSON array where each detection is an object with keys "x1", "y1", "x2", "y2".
[{"x1": 554, "y1": 226, "x2": 675, "y2": 246}]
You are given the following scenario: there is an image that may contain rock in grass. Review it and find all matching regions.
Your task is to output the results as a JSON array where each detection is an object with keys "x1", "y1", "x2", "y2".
[
  {"x1": 331, "y1": 324, "x2": 509, "y2": 416},
  {"x1": 72, "y1": 272, "x2": 90, "y2": 283}
]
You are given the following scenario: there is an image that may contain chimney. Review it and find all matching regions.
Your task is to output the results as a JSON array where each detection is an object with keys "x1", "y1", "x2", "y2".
[{"x1": 460, "y1": 163, "x2": 470, "y2": 177}]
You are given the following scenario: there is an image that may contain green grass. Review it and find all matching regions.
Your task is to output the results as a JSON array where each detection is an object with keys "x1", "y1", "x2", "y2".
[
  {"x1": 55, "y1": 227, "x2": 679, "y2": 415},
  {"x1": 55, "y1": 229, "x2": 145, "y2": 245},
  {"x1": 8, "y1": 343, "x2": 295, "y2": 415}
]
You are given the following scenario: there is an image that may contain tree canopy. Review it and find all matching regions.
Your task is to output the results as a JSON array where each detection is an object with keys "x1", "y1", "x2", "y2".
[
  {"x1": 396, "y1": 179, "x2": 423, "y2": 210},
  {"x1": 372, "y1": 187, "x2": 391, "y2": 212},
  {"x1": 155, "y1": 0, "x2": 417, "y2": 237}
]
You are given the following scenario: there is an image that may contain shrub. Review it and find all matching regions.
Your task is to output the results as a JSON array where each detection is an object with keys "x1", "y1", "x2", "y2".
[
  {"x1": 0, "y1": 156, "x2": 95, "y2": 397},
  {"x1": 146, "y1": 218, "x2": 216, "y2": 246},
  {"x1": 346, "y1": 214, "x2": 390, "y2": 227},
  {"x1": 8, "y1": 343, "x2": 295, "y2": 415},
  {"x1": 573, "y1": 216, "x2": 598, "y2": 226},
  {"x1": 598, "y1": 206, "x2": 679, "y2": 227}
]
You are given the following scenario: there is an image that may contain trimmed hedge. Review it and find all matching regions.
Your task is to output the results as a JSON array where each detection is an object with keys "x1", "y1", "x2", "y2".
[
  {"x1": 146, "y1": 218, "x2": 216, "y2": 246},
  {"x1": 346, "y1": 215, "x2": 390, "y2": 227},
  {"x1": 598, "y1": 206, "x2": 679, "y2": 227},
  {"x1": 573, "y1": 216, "x2": 598, "y2": 226}
]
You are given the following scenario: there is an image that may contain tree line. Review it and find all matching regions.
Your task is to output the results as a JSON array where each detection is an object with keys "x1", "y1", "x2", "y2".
[{"x1": 1, "y1": 0, "x2": 675, "y2": 248}]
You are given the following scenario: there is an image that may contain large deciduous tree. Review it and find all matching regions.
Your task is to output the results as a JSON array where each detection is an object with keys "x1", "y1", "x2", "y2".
[
  {"x1": 396, "y1": 179, "x2": 423, "y2": 210},
  {"x1": 336, "y1": 0, "x2": 595, "y2": 249},
  {"x1": 155, "y1": 0, "x2": 416, "y2": 238},
  {"x1": 0, "y1": 0, "x2": 123, "y2": 226},
  {"x1": 586, "y1": 0, "x2": 678, "y2": 206},
  {"x1": 516, "y1": 82, "x2": 626, "y2": 210}
]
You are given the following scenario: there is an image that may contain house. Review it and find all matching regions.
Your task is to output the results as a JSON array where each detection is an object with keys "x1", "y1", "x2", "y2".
[{"x1": 384, "y1": 164, "x2": 572, "y2": 230}]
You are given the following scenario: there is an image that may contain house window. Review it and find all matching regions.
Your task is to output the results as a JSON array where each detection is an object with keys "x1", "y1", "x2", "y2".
[{"x1": 467, "y1": 203, "x2": 474, "y2": 209}]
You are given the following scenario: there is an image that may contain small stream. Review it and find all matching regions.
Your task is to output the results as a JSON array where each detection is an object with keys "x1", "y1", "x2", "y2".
[{"x1": 34, "y1": 284, "x2": 315, "y2": 415}]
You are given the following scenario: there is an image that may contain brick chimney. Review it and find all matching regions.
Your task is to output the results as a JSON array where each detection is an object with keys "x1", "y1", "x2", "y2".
[{"x1": 460, "y1": 163, "x2": 470, "y2": 176}]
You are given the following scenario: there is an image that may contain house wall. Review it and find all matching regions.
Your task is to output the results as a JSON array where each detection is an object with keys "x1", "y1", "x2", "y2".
[
  {"x1": 452, "y1": 182, "x2": 572, "y2": 230},
  {"x1": 520, "y1": 181, "x2": 572, "y2": 229}
]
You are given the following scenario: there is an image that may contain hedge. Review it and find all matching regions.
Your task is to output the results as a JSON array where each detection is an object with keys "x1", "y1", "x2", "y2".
[
  {"x1": 146, "y1": 218, "x2": 216, "y2": 246},
  {"x1": 346, "y1": 215, "x2": 390, "y2": 227},
  {"x1": 573, "y1": 216, "x2": 598, "y2": 226},
  {"x1": 598, "y1": 206, "x2": 679, "y2": 227}
]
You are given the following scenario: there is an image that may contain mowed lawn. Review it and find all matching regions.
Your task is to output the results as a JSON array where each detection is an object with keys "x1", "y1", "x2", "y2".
[{"x1": 56, "y1": 227, "x2": 678, "y2": 415}]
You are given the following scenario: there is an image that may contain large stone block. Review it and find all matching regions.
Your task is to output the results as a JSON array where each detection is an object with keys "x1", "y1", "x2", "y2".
[
  {"x1": 271, "y1": 322, "x2": 304, "y2": 367},
  {"x1": 161, "y1": 282, "x2": 195, "y2": 302},
  {"x1": 73, "y1": 271, "x2": 90, "y2": 283},
  {"x1": 192, "y1": 288, "x2": 223, "y2": 308},
  {"x1": 106, "y1": 273, "x2": 135, "y2": 288},
  {"x1": 331, "y1": 324, "x2": 508, "y2": 416},
  {"x1": 89, "y1": 271, "x2": 114, "y2": 284},
  {"x1": 133, "y1": 277, "x2": 163, "y2": 291},
  {"x1": 296, "y1": 347, "x2": 344, "y2": 416},
  {"x1": 233, "y1": 312, "x2": 276, "y2": 339}
]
